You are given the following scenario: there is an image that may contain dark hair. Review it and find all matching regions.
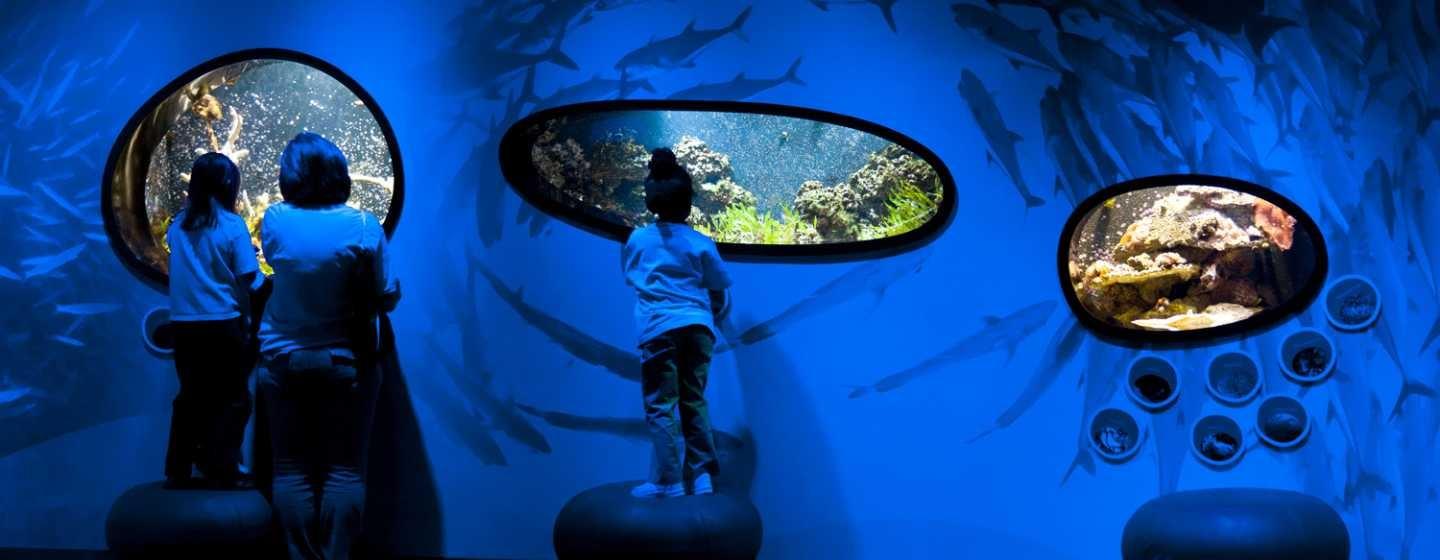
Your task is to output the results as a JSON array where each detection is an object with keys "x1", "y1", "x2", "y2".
[
  {"x1": 181, "y1": 152, "x2": 240, "y2": 231},
  {"x1": 279, "y1": 132, "x2": 351, "y2": 207},
  {"x1": 644, "y1": 148, "x2": 692, "y2": 222}
]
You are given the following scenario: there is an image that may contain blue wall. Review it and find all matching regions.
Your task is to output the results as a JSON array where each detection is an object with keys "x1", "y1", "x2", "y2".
[{"x1": 1, "y1": 1, "x2": 1438, "y2": 558}]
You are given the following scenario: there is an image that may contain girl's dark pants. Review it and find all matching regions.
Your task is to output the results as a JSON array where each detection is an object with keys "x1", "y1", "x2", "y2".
[
  {"x1": 641, "y1": 324, "x2": 719, "y2": 486},
  {"x1": 164, "y1": 317, "x2": 252, "y2": 482}
]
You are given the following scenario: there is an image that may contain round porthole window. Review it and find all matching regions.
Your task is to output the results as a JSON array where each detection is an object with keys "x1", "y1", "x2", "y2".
[{"x1": 103, "y1": 49, "x2": 403, "y2": 289}]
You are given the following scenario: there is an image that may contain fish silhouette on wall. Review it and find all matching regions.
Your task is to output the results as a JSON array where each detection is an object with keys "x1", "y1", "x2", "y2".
[
  {"x1": 950, "y1": 3, "x2": 1067, "y2": 72},
  {"x1": 514, "y1": 402, "x2": 757, "y2": 494},
  {"x1": 736, "y1": 247, "x2": 930, "y2": 346},
  {"x1": 473, "y1": 260, "x2": 643, "y2": 382},
  {"x1": 613, "y1": 6, "x2": 752, "y2": 76},
  {"x1": 848, "y1": 301, "x2": 1057, "y2": 398},
  {"x1": 956, "y1": 69, "x2": 1044, "y2": 209},
  {"x1": 808, "y1": 0, "x2": 901, "y2": 33},
  {"x1": 968, "y1": 317, "x2": 1086, "y2": 443},
  {"x1": 534, "y1": 73, "x2": 657, "y2": 109},
  {"x1": 667, "y1": 57, "x2": 806, "y2": 101},
  {"x1": 424, "y1": 336, "x2": 553, "y2": 455},
  {"x1": 0, "y1": 17, "x2": 156, "y2": 459}
]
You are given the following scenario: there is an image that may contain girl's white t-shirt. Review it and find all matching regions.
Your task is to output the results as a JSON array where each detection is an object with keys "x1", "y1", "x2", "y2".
[{"x1": 166, "y1": 210, "x2": 260, "y2": 322}]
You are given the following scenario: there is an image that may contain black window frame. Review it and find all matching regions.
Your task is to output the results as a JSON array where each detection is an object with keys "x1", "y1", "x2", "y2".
[
  {"x1": 498, "y1": 99, "x2": 956, "y2": 263},
  {"x1": 100, "y1": 48, "x2": 405, "y2": 290},
  {"x1": 1057, "y1": 174, "x2": 1328, "y2": 344}
]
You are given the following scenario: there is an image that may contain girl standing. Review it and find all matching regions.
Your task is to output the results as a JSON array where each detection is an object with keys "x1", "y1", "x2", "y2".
[{"x1": 163, "y1": 152, "x2": 264, "y2": 489}]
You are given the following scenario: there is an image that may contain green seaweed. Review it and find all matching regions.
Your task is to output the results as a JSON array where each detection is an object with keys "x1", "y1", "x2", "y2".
[
  {"x1": 862, "y1": 177, "x2": 942, "y2": 240},
  {"x1": 696, "y1": 203, "x2": 815, "y2": 244}
]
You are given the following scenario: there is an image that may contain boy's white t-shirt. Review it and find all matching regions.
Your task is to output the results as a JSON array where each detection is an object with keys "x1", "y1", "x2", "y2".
[
  {"x1": 621, "y1": 222, "x2": 733, "y2": 346},
  {"x1": 258, "y1": 202, "x2": 397, "y2": 357},
  {"x1": 166, "y1": 210, "x2": 260, "y2": 322}
]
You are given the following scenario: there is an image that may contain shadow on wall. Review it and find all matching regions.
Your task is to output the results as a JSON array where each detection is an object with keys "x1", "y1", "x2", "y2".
[
  {"x1": 725, "y1": 311, "x2": 858, "y2": 559},
  {"x1": 253, "y1": 316, "x2": 444, "y2": 557}
]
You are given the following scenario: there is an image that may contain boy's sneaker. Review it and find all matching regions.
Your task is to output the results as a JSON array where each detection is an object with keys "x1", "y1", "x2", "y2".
[
  {"x1": 690, "y1": 473, "x2": 714, "y2": 495},
  {"x1": 630, "y1": 481, "x2": 685, "y2": 498}
]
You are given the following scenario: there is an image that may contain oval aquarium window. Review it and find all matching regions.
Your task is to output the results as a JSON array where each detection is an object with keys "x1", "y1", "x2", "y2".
[
  {"x1": 1059, "y1": 175, "x2": 1325, "y2": 341},
  {"x1": 103, "y1": 49, "x2": 404, "y2": 289},
  {"x1": 499, "y1": 100, "x2": 955, "y2": 260}
]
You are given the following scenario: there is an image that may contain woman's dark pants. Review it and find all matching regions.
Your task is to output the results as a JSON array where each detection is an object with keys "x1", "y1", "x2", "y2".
[{"x1": 259, "y1": 349, "x2": 371, "y2": 560}]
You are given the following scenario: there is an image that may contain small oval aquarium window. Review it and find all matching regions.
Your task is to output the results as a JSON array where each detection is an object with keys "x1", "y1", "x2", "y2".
[
  {"x1": 499, "y1": 100, "x2": 955, "y2": 260},
  {"x1": 1060, "y1": 175, "x2": 1325, "y2": 341},
  {"x1": 103, "y1": 49, "x2": 404, "y2": 289}
]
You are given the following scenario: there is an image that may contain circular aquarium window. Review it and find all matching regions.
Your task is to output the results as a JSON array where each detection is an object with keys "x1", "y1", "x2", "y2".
[
  {"x1": 499, "y1": 100, "x2": 955, "y2": 261},
  {"x1": 102, "y1": 49, "x2": 404, "y2": 289},
  {"x1": 1059, "y1": 175, "x2": 1325, "y2": 342}
]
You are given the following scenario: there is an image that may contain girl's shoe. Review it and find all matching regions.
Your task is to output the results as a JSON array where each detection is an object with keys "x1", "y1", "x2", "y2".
[
  {"x1": 630, "y1": 481, "x2": 686, "y2": 498},
  {"x1": 690, "y1": 473, "x2": 714, "y2": 495}
]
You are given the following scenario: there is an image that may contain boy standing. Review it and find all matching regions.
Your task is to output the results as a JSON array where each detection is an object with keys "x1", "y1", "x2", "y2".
[{"x1": 622, "y1": 148, "x2": 732, "y2": 498}]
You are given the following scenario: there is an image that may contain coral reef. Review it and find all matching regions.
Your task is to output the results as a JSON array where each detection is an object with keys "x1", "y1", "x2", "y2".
[
  {"x1": 793, "y1": 144, "x2": 942, "y2": 242},
  {"x1": 794, "y1": 179, "x2": 859, "y2": 241},
  {"x1": 1070, "y1": 186, "x2": 1299, "y2": 331},
  {"x1": 530, "y1": 120, "x2": 651, "y2": 226},
  {"x1": 694, "y1": 177, "x2": 758, "y2": 217},
  {"x1": 673, "y1": 134, "x2": 732, "y2": 184}
]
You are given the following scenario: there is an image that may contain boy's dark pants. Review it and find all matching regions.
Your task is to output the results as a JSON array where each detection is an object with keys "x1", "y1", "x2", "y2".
[
  {"x1": 165, "y1": 317, "x2": 252, "y2": 481},
  {"x1": 641, "y1": 325, "x2": 718, "y2": 486}
]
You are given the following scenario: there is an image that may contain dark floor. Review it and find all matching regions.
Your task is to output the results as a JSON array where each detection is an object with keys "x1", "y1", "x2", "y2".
[{"x1": 0, "y1": 549, "x2": 517, "y2": 560}]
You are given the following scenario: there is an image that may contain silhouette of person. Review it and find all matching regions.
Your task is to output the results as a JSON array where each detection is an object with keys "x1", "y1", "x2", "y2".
[
  {"x1": 256, "y1": 132, "x2": 399, "y2": 560},
  {"x1": 164, "y1": 152, "x2": 265, "y2": 490},
  {"x1": 621, "y1": 148, "x2": 732, "y2": 498}
]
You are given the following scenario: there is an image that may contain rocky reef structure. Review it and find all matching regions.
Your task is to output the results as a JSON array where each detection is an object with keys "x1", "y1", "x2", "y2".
[
  {"x1": 793, "y1": 180, "x2": 859, "y2": 240},
  {"x1": 673, "y1": 136, "x2": 757, "y2": 219},
  {"x1": 793, "y1": 144, "x2": 942, "y2": 242},
  {"x1": 1070, "y1": 186, "x2": 1299, "y2": 331},
  {"x1": 530, "y1": 120, "x2": 651, "y2": 226}
]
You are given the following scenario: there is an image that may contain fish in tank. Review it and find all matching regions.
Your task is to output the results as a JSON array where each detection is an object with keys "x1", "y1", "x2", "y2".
[
  {"x1": 118, "y1": 57, "x2": 397, "y2": 277},
  {"x1": 1067, "y1": 184, "x2": 1316, "y2": 332},
  {"x1": 520, "y1": 110, "x2": 944, "y2": 245}
]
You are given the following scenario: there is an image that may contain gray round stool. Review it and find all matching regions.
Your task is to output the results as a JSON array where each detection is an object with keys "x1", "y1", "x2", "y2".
[
  {"x1": 106, "y1": 481, "x2": 275, "y2": 559},
  {"x1": 1122, "y1": 488, "x2": 1348, "y2": 559}
]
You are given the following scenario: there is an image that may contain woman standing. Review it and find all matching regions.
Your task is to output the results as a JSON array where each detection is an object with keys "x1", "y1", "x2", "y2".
[
  {"x1": 164, "y1": 152, "x2": 263, "y2": 490},
  {"x1": 258, "y1": 132, "x2": 399, "y2": 560}
]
